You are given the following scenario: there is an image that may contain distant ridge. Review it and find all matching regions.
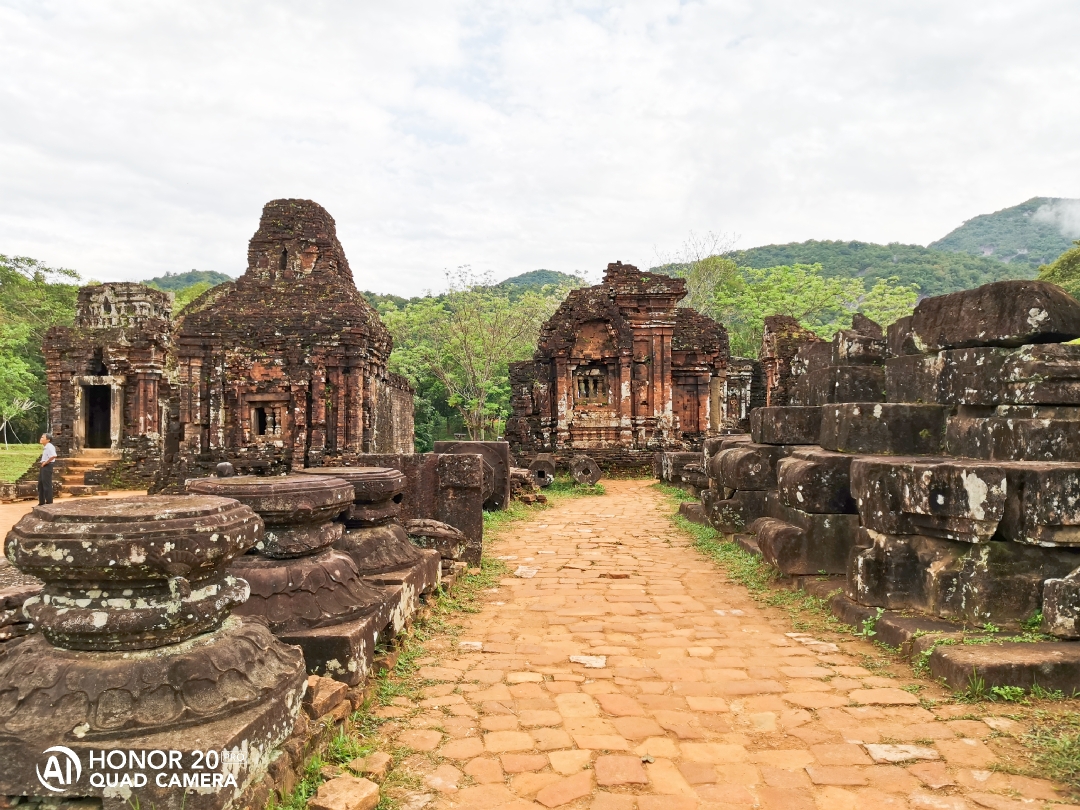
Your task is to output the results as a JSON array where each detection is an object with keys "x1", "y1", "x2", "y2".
[
  {"x1": 723, "y1": 240, "x2": 1032, "y2": 298},
  {"x1": 929, "y1": 197, "x2": 1080, "y2": 268},
  {"x1": 144, "y1": 269, "x2": 233, "y2": 291}
]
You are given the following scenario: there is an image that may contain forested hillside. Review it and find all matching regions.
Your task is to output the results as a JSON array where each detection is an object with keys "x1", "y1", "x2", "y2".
[
  {"x1": 930, "y1": 197, "x2": 1080, "y2": 268},
  {"x1": 724, "y1": 240, "x2": 1033, "y2": 298}
]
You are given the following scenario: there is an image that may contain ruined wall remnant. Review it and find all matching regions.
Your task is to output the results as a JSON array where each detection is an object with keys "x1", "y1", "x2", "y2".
[
  {"x1": 43, "y1": 200, "x2": 414, "y2": 494},
  {"x1": 44, "y1": 283, "x2": 173, "y2": 485},
  {"x1": 507, "y1": 261, "x2": 730, "y2": 473},
  {"x1": 701, "y1": 280, "x2": 1080, "y2": 645},
  {"x1": 163, "y1": 199, "x2": 412, "y2": 486}
]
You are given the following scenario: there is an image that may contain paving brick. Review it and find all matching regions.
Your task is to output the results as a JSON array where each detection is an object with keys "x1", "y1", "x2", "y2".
[
  {"x1": 501, "y1": 753, "x2": 550, "y2": 773},
  {"x1": 535, "y1": 771, "x2": 594, "y2": 808},
  {"x1": 439, "y1": 738, "x2": 485, "y2": 760},
  {"x1": 485, "y1": 731, "x2": 538, "y2": 753},
  {"x1": 463, "y1": 757, "x2": 504, "y2": 783},
  {"x1": 595, "y1": 754, "x2": 649, "y2": 785}
]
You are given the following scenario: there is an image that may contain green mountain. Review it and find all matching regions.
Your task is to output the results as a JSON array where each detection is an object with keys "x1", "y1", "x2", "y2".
[
  {"x1": 725, "y1": 240, "x2": 1033, "y2": 298},
  {"x1": 144, "y1": 269, "x2": 234, "y2": 291},
  {"x1": 929, "y1": 197, "x2": 1080, "y2": 268},
  {"x1": 496, "y1": 269, "x2": 584, "y2": 293}
]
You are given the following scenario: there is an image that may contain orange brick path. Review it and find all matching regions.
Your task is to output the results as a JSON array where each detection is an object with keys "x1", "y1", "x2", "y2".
[{"x1": 380, "y1": 479, "x2": 1073, "y2": 810}]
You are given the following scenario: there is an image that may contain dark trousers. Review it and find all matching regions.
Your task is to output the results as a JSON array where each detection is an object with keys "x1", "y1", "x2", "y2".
[{"x1": 38, "y1": 464, "x2": 53, "y2": 505}]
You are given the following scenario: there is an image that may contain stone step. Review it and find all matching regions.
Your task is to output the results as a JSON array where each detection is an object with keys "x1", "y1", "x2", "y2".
[{"x1": 66, "y1": 485, "x2": 105, "y2": 496}]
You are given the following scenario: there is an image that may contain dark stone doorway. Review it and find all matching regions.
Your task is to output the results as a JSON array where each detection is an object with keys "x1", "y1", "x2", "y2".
[{"x1": 84, "y1": 385, "x2": 111, "y2": 448}]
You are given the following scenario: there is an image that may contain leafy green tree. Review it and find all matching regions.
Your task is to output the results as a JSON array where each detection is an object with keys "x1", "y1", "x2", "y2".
[
  {"x1": 711, "y1": 263, "x2": 917, "y2": 357},
  {"x1": 1038, "y1": 240, "x2": 1080, "y2": 300},
  {"x1": 0, "y1": 255, "x2": 79, "y2": 438},
  {"x1": 384, "y1": 268, "x2": 573, "y2": 441}
]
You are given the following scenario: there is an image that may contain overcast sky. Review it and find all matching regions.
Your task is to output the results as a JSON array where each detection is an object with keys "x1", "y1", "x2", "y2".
[{"x1": 1, "y1": 1, "x2": 1079, "y2": 295}]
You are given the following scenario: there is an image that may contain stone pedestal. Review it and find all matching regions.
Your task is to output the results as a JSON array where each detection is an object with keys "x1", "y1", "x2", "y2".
[
  {"x1": 301, "y1": 467, "x2": 441, "y2": 636},
  {"x1": 187, "y1": 474, "x2": 399, "y2": 685},
  {"x1": 1, "y1": 495, "x2": 307, "y2": 810}
]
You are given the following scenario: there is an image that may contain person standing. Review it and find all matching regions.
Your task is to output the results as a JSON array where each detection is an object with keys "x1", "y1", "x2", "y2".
[{"x1": 38, "y1": 432, "x2": 57, "y2": 505}]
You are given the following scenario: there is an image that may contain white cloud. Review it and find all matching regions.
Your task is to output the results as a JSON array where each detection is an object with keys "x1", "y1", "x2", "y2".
[
  {"x1": 1, "y1": 0, "x2": 1079, "y2": 294},
  {"x1": 1034, "y1": 200, "x2": 1080, "y2": 239}
]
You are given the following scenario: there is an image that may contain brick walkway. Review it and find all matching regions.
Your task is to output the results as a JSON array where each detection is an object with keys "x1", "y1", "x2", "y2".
[{"x1": 382, "y1": 479, "x2": 1073, "y2": 810}]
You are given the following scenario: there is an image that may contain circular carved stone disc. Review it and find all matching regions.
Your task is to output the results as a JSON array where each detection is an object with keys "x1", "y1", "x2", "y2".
[{"x1": 5, "y1": 494, "x2": 262, "y2": 583}]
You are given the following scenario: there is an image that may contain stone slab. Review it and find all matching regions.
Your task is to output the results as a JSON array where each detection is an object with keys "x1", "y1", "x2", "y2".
[
  {"x1": 776, "y1": 448, "x2": 855, "y2": 514},
  {"x1": 703, "y1": 489, "x2": 769, "y2": 533},
  {"x1": 818, "y1": 403, "x2": 948, "y2": 456},
  {"x1": 791, "y1": 365, "x2": 885, "y2": 406},
  {"x1": 754, "y1": 500, "x2": 861, "y2": 576},
  {"x1": 715, "y1": 443, "x2": 792, "y2": 491},
  {"x1": 848, "y1": 530, "x2": 1079, "y2": 626},
  {"x1": 884, "y1": 354, "x2": 942, "y2": 404},
  {"x1": 945, "y1": 412, "x2": 1080, "y2": 462},
  {"x1": 433, "y1": 441, "x2": 511, "y2": 511},
  {"x1": 910, "y1": 279, "x2": 1080, "y2": 351},
  {"x1": 750, "y1": 406, "x2": 823, "y2": 445},
  {"x1": 999, "y1": 462, "x2": 1080, "y2": 546},
  {"x1": 928, "y1": 641, "x2": 1080, "y2": 693},
  {"x1": 849, "y1": 456, "x2": 1007, "y2": 542}
]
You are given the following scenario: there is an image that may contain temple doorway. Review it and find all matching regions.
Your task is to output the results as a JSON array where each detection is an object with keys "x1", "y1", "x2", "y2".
[{"x1": 84, "y1": 385, "x2": 112, "y2": 448}]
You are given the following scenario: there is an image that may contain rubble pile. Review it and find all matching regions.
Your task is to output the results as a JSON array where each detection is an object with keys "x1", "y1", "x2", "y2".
[{"x1": 700, "y1": 280, "x2": 1080, "y2": 685}]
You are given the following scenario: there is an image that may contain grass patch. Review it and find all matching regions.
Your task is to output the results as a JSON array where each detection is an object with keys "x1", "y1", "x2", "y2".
[
  {"x1": 483, "y1": 475, "x2": 604, "y2": 537},
  {"x1": 1024, "y1": 711, "x2": 1080, "y2": 792},
  {"x1": 0, "y1": 445, "x2": 39, "y2": 482}
]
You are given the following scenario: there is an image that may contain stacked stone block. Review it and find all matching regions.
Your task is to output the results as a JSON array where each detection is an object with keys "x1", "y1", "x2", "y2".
[{"x1": 702, "y1": 280, "x2": 1080, "y2": 637}]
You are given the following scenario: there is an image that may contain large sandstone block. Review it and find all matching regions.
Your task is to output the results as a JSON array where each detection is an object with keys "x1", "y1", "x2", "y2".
[
  {"x1": 776, "y1": 448, "x2": 856, "y2": 514},
  {"x1": 886, "y1": 315, "x2": 919, "y2": 357},
  {"x1": 1042, "y1": 568, "x2": 1080, "y2": 638},
  {"x1": 750, "y1": 406, "x2": 822, "y2": 445},
  {"x1": 714, "y1": 443, "x2": 792, "y2": 491},
  {"x1": 850, "y1": 457, "x2": 1007, "y2": 542},
  {"x1": 999, "y1": 462, "x2": 1080, "y2": 546},
  {"x1": 847, "y1": 529, "x2": 966, "y2": 613},
  {"x1": 754, "y1": 501, "x2": 860, "y2": 575},
  {"x1": 818, "y1": 403, "x2": 948, "y2": 455},
  {"x1": 849, "y1": 530, "x2": 1080, "y2": 626},
  {"x1": 832, "y1": 324, "x2": 886, "y2": 366},
  {"x1": 945, "y1": 409, "x2": 1080, "y2": 462},
  {"x1": 790, "y1": 365, "x2": 885, "y2": 406},
  {"x1": 911, "y1": 280, "x2": 1080, "y2": 351},
  {"x1": 884, "y1": 354, "x2": 943, "y2": 403},
  {"x1": 703, "y1": 488, "x2": 769, "y2": 533}
]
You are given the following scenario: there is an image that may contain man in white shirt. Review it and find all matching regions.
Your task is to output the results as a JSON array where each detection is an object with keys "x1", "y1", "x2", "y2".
[{"x1": 38, "y1": 432, "x2": 57, "y2": 505}]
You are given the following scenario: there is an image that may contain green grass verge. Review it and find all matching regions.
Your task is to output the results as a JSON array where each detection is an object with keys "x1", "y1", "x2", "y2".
[
  {"x1": 0, "y1": 445, "x2": 40, "y2": 482},
  {"x1": 1024, "y1": 711, "x2": 1080, "y2": 793}
]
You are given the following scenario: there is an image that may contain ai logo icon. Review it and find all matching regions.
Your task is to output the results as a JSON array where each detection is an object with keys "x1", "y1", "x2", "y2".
[{"x1": 37, "y1": 746, "x2": 82, "y2": 792}]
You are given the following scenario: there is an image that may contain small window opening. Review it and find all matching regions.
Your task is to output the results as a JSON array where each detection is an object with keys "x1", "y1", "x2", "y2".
[
  {"x1": 574, "y1": 368, "x2": 608, "y2": 404},
  {"x1": 254, "y1": 407, "x2": 268, "y2": 436},
  {"x1": 279, "y1": 248, "x2": 288, "y2": 273}
]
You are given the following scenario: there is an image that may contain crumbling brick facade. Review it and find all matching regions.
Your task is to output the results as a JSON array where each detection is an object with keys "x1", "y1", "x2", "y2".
[
  {"x1": 506, "y1": 262, "x2": 729, "y2": 470},
  {"x1": 160, "y1": 199, "x2": 413, "y2": 486},
  {"x1": 43, "y1": 200, "x2": 414, "y2": 491},
  {"x1": 44, "y1": 283, "x2": 173, "y2": 486}
]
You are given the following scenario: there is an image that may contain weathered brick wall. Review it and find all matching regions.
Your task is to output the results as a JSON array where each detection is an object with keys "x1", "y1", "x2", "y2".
[{"x1": 508, "y1": 262, "x2": 729, "y2": 458}]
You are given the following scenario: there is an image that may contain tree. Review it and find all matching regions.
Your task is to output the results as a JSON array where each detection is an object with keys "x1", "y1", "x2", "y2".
[
  {"x1": 0, "y1": 255, "x2": 79, "y2": 439},
  {"x1": 656, "y1": 230, "x2": 739, "y2": 320},
  {"x1": 385, "y1": 268, "x2": 572, "y2": 440},
  {"x1": 712, "y1": 263, "x2": 918, "y2": 357},
  {"x1": 1039, "y1": 240, "x2": 1080, "y2": 300}
]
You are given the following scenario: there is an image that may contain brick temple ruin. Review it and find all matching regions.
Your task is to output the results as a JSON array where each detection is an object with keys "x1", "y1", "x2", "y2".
[
  {"x1": 506, "y1": 261, "x2": 739, "y2": 472},
  {"x1": 675, "y1": 279, "x2": 1080, "y2": 692},
  {"x1": 43, "y1": 199, "x2": 415, "y2": 492}
]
